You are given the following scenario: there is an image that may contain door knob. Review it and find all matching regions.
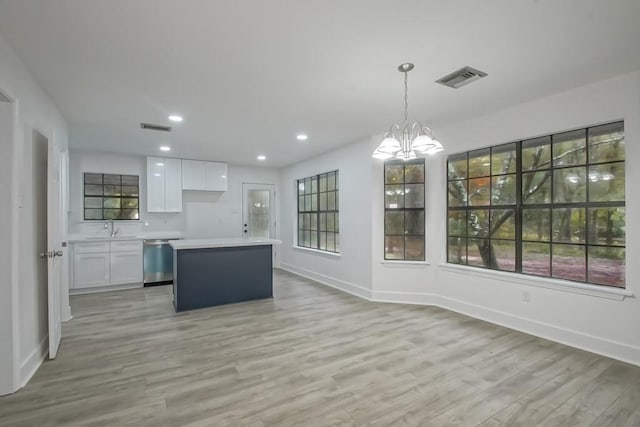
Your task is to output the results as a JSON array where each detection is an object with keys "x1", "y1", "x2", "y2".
[
  {"x1": 39, "y1": 252, "x2": 50, "y2": 259},
  {"x1": 54, "y1": 250, "x2": 63, "y2": 257}
]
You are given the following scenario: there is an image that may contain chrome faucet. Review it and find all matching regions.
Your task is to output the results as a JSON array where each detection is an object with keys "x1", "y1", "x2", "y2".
[{"x1": 104, "y1": 220, "x2": 118, "y2": 238}]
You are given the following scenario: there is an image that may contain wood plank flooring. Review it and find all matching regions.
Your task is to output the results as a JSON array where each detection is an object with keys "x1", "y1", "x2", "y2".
[{"x1": 1, "y1": 269, "x2": 639, "y2": 426}]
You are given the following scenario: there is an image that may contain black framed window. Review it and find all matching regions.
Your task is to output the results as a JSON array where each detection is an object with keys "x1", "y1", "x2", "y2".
[
  {"x1": 84, "y1": 173, "x2": 140, "y2": 220},
  {"x1": 447, "y1": 121, "x2": 625, "y2": 288},
  {"x1": 384, "y1": 159, "x2": 425, "y2": 260},
  {"x1": 297, "y1": 170, "x2": 339, "y2": 253}
]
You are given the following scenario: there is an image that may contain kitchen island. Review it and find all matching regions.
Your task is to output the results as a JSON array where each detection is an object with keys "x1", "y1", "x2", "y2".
[{"x1": 169, "y1": 238, "x2": 281, "y2": 312}]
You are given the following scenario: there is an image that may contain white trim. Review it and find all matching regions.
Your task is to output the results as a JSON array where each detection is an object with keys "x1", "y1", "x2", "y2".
[
  {"x1": 436, "y1": 295, "x2": 640, "y2": 367},
  {"x1": 70, "y1": 282, "x2": 142, "y2": 295},
  {"x1": 439, "y1": 263, "x2": 633, "y2": 301},
  {"x1": 292, "y1": 246, "x2": 342, "y2": 258},
  {"x1": 20, "y1": 334, "x2": 48, "y2": 388},
  {"x1": 279, "y1": 264, "x2": 370, "y2": 299},
  {"x1": 380, "y1": 260, "x2": 430, "y2": 268}
]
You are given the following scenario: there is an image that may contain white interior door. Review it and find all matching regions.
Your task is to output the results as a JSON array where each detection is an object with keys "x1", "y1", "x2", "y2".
[
  {"x1": 242, "y1": 183, "x2": 276, "y2": 262},
  {"x1": 46, "y1": 136, "x2": 62, "y2": 359}
]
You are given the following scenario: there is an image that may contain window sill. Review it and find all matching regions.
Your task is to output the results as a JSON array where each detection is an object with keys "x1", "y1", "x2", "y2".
[
  {"x1": 292, "y1": 246, "x2": 341, "y2": 258},
  {"x1": 380, "y1": 260, "x2": 431, "y2": 268},
  {"x1": 439, "y1": 263, "x2": 633, "y2": 301}
]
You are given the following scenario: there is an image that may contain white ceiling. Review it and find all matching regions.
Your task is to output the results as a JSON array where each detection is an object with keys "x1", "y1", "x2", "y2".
[{"x1": 0, "y1": 0, "x2": 639, "y2": 167}]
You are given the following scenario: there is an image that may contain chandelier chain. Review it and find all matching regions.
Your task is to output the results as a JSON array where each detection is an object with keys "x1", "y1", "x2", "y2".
[{"x1": 404, "y1": 70, "x2": 409, "y2": 126}]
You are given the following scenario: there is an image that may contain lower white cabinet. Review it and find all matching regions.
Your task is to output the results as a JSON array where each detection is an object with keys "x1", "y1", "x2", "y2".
[
  {"x1": 72, "y1": 240, "x2": 143, "y2": 291},
  {"x1": 73, "y1": 252, "x2": 110, "y2": 288},
  {"x1": 110, "y1": 251, "x2": 143, "y2": 285}
]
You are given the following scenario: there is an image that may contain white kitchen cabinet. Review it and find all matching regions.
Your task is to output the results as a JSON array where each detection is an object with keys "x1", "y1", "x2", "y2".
[
  {"x1": 205, "y1": 161, "x2": 228, "y2": 191},
  {"x1": 181, "y1": 159, "x2": 205, "y2": 190},
  {"x1": 182, "y1": 159, "x2": 228, "y2": 191},
  {"x1": 73, "y1": 252, "x2": 110, "y2": 288},
  {"x1": 71, "y1": 239, "x2": 143, "y2": 292},
  {"x1": 147, "y1": 157, "x2": 182, "y2": 212},
  {"x1": 110, "y1": 251, "x2": 143, "y2": 284}
]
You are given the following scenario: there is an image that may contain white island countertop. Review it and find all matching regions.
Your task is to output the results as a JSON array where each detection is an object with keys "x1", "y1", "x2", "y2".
[{"x1": 169, "y1": 238, "x2": 282, "y2": 250}]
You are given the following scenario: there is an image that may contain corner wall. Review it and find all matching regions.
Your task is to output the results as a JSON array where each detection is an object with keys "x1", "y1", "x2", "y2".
[
  {"x1": 371, "y1": 71, "x2": 640, "y2": 365},
  {"x1": 279, "y1": 136, "x2": 375, "y2": 297},
  {"x1": 0, "y1": 33, "x2": 70, "y2": 394}
]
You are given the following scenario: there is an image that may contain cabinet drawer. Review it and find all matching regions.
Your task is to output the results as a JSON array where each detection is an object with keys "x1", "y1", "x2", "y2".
[
  {"x1": 110, "y1": 240, "x2": 143, "y2": 253},
  {"x1": 74, "y1": 241, "x2": 110, "y2": 254}
]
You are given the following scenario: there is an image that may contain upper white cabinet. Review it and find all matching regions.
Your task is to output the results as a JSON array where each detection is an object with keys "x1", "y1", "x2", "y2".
[
  {"x1": 147, "y1": 157, "x2": 183, "y2": 212},
  {"x1": 182, "y1": 160, "x2": 228, "y2": 191}
]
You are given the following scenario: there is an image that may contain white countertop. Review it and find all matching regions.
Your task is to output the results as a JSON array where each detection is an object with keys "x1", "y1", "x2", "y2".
[
  {"x1": 67, "y1": 231, "x2": 184, "y2": 243},
  {"x1": 169, "y1": 238, "x2": 282, "y2": 250}
]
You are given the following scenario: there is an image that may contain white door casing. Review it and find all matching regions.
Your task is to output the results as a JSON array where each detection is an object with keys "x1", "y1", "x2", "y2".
[{"x1": 242, "y1": 183, "x2": 276, "y2": 263}]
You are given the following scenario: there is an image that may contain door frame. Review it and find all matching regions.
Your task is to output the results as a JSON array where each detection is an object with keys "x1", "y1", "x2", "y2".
[{"x1": 241, "y1": 182, "x2": 278, "y2": 264}]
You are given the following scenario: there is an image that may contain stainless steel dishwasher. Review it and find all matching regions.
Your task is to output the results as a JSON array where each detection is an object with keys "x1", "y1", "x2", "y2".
[{"x1": 143, "y1": 239, "x2": 176, "y2": 286}]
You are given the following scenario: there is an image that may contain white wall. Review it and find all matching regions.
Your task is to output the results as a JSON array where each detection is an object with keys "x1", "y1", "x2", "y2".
[
  {"x1": 0, "y1": 32, "x2": 69, "y2": 394},
  {"x1": 68, "y1": 150, "x2": 280, "y2": 240},
  {"x1": 281, "y1": 72, "x2": 640, "y2": 366},
  {"x1": 184, "y1": 166, "x2": 280, "y2": 239},
  {"x1": 370, "y1": 71, "x2": 640, "y2": 365},
  {"x1": 279, "y1": 136, "x2": 375, "y2": 297}
]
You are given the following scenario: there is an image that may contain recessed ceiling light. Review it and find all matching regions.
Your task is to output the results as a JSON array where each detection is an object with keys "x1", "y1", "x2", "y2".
[
  {"x1": 160, "y1": 146, "x2": 171, "y2": 152},
  {"x1": 168, "y1": 115, "x2": 183, "y2": 122},
  {"x1": 257, "y1": 155, "x2": 266, "y2": 161},
  {"x1": 156, "y1": 162, "x2": 164, "y2": 166},
  {"x1": 296, "y1": 134, "x2": 308, "y2": 141}
]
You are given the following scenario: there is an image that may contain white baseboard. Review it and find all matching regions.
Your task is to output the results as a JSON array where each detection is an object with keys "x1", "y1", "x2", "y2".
[
  {"x1": 281, "y1": 266, "x2": 640, "y2": 367},
  {"x1": 69, "y1": 282, "x2": 143, "y2": 295},
  {"x1": 435, "y1": 295, "x2": 640, "y2": 367},
  {"x1": 280, "y1": 263, "x2": 371, "y2": 300},
  {"x1": 20, "y1": 334, "x2": 48, "y2": 388}
]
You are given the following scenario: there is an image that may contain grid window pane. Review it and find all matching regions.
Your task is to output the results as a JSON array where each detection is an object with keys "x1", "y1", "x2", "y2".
[
  {"x1": 523, "y1": 171, "x2": 551, "y2": 204},
  {"x1": 522, "y1": 136, "x2": 551, "y2": 171},
  {"x1": 588, "y1": 246, "x2": 625, "y2": 288},
  {"x1": 448, "y1": 154, "x2": 467, "y2": 180},
  {"x1": 83, "y1": 173, "x2": 139, "y2": 221},
  {"x1": 552, "y1": 244, "x2": 586, "y2": 282},
  {"x1": 588, "y1": 122, "x2": 624, "y2": 164},
  {"x1": 297, "y1": 171, "x2": 339, "y2": 253},
  {"x1": 588, "y1": 163, "x2": 624, "y2": 202},
  {"x1": 553, "y1": 129, "x2": 586, "y2": 167},
  {"x1": 468, "y1": 148, "x2": 490, "y2": 178},
  {"x1": 522, "y1": 242, "x2": 550, "y2": 277},
  {"x1": 447, "y1": 121, "x2": 625, "y2": 288},
  {"x1": 588, "y1": 207, "x2": 625, "y2": 246},
  {"x1": 384, "y1": 159, "x2": 425, "y2": 261},
  {"x1": 448, "y1": 237, "x2": 466, "y2": 264}
]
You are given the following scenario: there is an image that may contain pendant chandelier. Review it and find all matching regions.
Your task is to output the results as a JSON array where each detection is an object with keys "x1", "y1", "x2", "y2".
[{"x1": 372, "y1": 63, "x2": 443, "y2": 160}]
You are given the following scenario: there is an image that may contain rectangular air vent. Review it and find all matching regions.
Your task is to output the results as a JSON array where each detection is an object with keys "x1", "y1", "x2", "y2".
[
  {"x1": 140, "y1": 123, "x2": 172, "y2": 132},
  {"x1": 436, "y1": 66, "x2": 487, "y2": 89}
]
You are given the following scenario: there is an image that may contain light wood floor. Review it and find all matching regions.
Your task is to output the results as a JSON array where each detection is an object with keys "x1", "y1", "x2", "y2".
[{"x1": 1, "y1": 269, "x2": 639, "y2": 426}]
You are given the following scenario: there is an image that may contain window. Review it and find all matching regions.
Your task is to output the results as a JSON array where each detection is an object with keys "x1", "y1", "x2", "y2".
[
  {"x1": 384, "y1": 159, "x2": 425, "y2": 260},
  {"x1": 447, "y1": 121, "x2": 625, "y2": 288},
  {"x1": 84, "y1": 173, "x2": 140, "y2": 220},
  {"x1": 297, "y1": 171, "x2": 339, "y2": 253}
]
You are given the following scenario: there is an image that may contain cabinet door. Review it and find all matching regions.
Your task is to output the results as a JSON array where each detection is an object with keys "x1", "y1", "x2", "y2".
[
  {"x1": 147, "y1": 157, "x2": 166, "y2": 212},
  {"x1": 110, "y1": 251, "x2": 143, "y2": 285},
  {"x1": 182, "y1": 160, "x2": 206, "y2": 190},
  {"x1": 164, "y1": 158, "x2": 183, "y2": 212},
  {"x1": 74, "y1": 252, "x2": 110, "y2": 288},
  {"x1": 205, "y1": 162, "x2": 228, "y2": 191}
]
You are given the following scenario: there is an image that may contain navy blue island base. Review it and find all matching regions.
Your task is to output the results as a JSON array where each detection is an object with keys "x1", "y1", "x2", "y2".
[{"x1": 172, "y1": 243, "x2": 274, "y2": 312}]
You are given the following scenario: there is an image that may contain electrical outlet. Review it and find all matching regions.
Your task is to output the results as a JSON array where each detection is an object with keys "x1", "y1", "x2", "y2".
[{"x1": 522, "y1": 291, "x2": 531, "y2": 303}]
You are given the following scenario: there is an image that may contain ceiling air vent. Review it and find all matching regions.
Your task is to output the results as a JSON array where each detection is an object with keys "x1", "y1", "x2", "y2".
[
  {"x1": 140, "y1": 122, "x2": 172, "y2": 132},
  {"x1": 436, "y1": 66, "x2": 487, "y2": 89}
]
